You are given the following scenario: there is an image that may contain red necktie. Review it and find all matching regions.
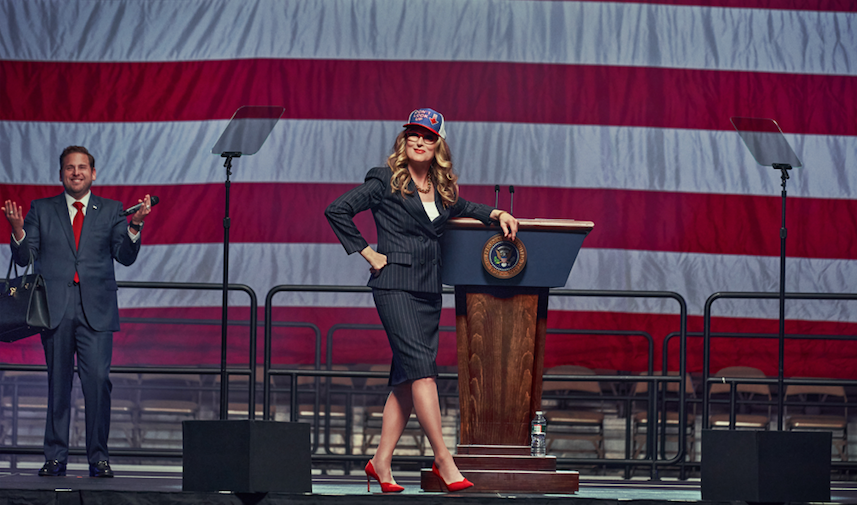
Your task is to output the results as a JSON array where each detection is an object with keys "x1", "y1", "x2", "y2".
[{"x1": 72, "y1": 201, "x2": 84, "y2": 282}]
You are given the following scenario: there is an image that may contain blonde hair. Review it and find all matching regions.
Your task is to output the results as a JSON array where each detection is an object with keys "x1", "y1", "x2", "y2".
[{"x1": 386, "y1": 131, "x2": 459, "y2": 208}]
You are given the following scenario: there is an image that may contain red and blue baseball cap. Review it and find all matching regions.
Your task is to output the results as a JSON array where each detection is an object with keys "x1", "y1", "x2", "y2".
[{"x1": 403, "y1": 108, "x2": 446, "y2": 139}]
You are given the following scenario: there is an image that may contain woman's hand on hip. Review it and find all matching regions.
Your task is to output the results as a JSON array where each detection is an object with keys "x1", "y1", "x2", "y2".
[{"x1": 360, "y1": 246, "x2": 388, "y2": 277}]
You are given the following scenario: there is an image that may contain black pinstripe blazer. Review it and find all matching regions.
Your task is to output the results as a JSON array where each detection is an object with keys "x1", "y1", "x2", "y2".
[{"x1": 325, "y1": 166, "x2": 495, "y2": 293}]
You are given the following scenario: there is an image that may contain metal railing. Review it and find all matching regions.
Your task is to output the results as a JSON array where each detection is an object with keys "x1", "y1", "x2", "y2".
[
  {"x1": 0, "y1": 281, "x2": 257, "y2": 459},
  {"x1": 119, "y1": 281, "x2": 258, "y2": 417},
  {"x1": 702, "y1": 292, "x2": 857, "y2": 428},
  {"x1": 549, "y1": 289, "x2": 688, "y2": 476},
  {"x1": 699, "y1": 291, "x2": 857, "y2": 470},
  {"x1": 261, "y1": 285, "x2": 689, "y2": 478},
  {"x1": 6, "y1": 282, "x2": 856, "y2": 477}
]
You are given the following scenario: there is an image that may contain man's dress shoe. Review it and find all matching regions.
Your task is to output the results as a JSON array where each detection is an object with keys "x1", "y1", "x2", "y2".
[
  {"x1": 38, "y1": 460, "x2": 67, "y2": 477},
  {"x1": 89, "y1": 460, "x2": 114, "y2": 478}
]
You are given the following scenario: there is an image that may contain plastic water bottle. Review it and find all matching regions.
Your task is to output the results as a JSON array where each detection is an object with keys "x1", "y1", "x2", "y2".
[{"x1": 531, "y1": 410, "x2": 547, "y2": 457}]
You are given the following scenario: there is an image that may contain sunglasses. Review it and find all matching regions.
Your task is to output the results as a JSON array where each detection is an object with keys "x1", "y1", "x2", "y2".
[{"x1": 404, "y1": 130, "x2": 439, "y2": 145}]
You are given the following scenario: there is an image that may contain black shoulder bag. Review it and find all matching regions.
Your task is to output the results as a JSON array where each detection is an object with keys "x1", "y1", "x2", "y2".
[{"x1": 1, "y1": 252, "x2": 51, "y2": 342}]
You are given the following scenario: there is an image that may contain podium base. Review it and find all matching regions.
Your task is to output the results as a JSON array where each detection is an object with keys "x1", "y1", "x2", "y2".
[{"x1": 420, "y1": 445, "x2": 579, "y2": 494}]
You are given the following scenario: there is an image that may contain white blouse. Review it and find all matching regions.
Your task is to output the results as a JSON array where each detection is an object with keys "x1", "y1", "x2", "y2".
[{"x1": 422, "y1": 201, "x2": 440, "y2": 221}]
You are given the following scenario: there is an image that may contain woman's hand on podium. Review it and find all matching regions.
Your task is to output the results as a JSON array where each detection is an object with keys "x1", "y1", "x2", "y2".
[{"x1": 491, "y1": 209, "x2": 519, "y2": 241}]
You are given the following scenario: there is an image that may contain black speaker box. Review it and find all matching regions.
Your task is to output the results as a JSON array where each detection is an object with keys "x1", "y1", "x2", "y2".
[
  {"x1": 182, "y1": 420, "x2": 312, "y2": 493},
  {"x1": 701, "y1": 429, "x2": 830, "y2": 502}
]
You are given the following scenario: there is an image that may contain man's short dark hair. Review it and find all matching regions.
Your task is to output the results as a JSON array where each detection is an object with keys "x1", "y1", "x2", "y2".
[{"x1": 59, "y1": 146, "x2": 95, "y2": 170}]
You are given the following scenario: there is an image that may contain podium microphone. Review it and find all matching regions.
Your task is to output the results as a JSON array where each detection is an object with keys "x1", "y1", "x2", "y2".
[
  {"x1": 509, "y1": 185, "x2": 514, "y2": 215},
  {"x1": 122, "y1": 196, "x2": 160, "y2": 216},
  {"x1": 494, "y1": 185, "x2": 500, "y2": 208}
]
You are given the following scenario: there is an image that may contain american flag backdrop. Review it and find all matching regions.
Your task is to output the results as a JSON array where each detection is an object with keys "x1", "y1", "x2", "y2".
[{"x1": 1, "y1": 0, "x2": 856, "y2": 377}]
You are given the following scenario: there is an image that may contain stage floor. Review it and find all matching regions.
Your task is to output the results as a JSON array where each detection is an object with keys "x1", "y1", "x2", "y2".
[{"x1": 2, "y1": 467, "x2": 857, "y2": 504}]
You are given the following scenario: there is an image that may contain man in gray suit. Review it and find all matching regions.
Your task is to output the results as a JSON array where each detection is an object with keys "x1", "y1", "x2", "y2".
[{"x1": 4, "y1": 145, "x2": 153, "y2": 477}]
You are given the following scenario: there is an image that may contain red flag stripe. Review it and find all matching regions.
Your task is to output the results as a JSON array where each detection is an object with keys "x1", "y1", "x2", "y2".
[
  {"x1": 3, "y1": 182, "x2": 855, "y2": 259},
  {"x1": 1, "y1": 60, "x2": 855, "y2": 136}
]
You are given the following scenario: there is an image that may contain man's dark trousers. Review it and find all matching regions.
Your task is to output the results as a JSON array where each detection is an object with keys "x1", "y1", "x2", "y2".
[{"x1": 41, "y1": 283, "x2": 113, "y2": 464}]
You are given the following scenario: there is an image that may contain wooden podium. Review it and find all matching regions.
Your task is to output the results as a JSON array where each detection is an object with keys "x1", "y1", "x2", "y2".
[{"x1": 420, "y1": 218, "x2": 594, "y2": 493}]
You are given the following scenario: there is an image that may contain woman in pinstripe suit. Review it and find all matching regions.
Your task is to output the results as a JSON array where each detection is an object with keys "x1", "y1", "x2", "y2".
[{"x1": 325, "y1": 108, "x2": 518, "y2": 493}]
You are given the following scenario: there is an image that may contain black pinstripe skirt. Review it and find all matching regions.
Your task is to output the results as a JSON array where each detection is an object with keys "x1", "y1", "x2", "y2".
[{"x1": 372, "y1": 288, "x2": 442, "y2": 386}]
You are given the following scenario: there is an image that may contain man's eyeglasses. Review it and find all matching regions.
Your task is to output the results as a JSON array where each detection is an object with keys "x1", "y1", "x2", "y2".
[{"x1": 405, "y1": 131, "x2": 439, "y2": 145}]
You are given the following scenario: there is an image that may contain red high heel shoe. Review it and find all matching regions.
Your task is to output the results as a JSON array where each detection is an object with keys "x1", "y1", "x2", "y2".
[
  {"x1": 365, "y1": 460, "x2": 404, "y2": 493},
  {"x1": 431, "y1": 463, "x2": 474, "y2": 492}
]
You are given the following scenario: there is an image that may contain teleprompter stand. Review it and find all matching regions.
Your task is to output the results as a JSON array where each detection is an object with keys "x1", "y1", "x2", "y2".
[
  {"x1": 701, "y1": 118, "x2": 828, "y2": 503},
  {"x1": 423, "y1": 218, "x2": 594, "y2": 493},
  {"x1": 182, "y1": 106, "x2": 311, "y2": 494},
  {"x1": 210, "y1": 105, "x2": 284, "y2": 420},
  {"x1": 728, "y1": 116, "x2": 803, "y2": 430}
]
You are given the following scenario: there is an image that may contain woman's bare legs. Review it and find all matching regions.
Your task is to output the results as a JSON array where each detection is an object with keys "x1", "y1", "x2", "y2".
[
  {"x1": 369, "y1": 377, "x2": 466, "y2": 485},
  {"x1": 369, "y1": 384, "x2": 413, "y2": 484},
  {"x1": 411, "y1": 377, "x2": 466, "y2": 484}
]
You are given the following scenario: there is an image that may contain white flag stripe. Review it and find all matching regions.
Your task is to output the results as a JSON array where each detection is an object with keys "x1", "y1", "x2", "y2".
[
  {"x1": 2, "y1": 120, "x2": 854, "y2": 200},
  {"x1": 1, "y1": 243, "x2": 848, "y2": 321},
  {"x1": 1, "y1": 0, "x2": 854, "y2": 76}
]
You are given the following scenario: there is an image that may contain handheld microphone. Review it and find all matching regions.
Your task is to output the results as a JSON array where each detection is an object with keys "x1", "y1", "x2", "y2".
[{"x1": 122, "y1": 196, "x2": 160, "y2": 216}]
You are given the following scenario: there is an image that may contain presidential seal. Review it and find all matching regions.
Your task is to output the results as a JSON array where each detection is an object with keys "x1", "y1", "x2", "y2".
[{"x1": 482, "y1": 234, "x2": 527, "y2": 279}]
